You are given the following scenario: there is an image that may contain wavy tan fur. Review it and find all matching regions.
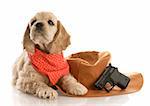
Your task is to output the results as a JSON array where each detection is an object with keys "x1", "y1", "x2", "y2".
[{"x1": 12, "y1": 12, "x2": 87, "y2": 99}]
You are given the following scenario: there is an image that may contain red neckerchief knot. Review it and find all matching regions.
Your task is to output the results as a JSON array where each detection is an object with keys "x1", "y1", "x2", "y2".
[{"x1": 28, "y1": 48, "x2": 69, "y2": 85}]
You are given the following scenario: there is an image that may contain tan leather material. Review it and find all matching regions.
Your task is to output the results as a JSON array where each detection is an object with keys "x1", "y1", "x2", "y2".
[
  {"x1": 58, "y1": 51, "x2": 144, "y2": 97},
  {"x1": 67, "y1": 51, "x2": 111, "y2": 89},
  {"x1": 57, "y1": 72, "x2": 143, "y2": 97}
]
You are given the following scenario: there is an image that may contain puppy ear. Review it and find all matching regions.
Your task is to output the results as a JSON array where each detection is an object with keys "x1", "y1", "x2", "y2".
[
  {"x1": 48, "y1": 20, "x2": 71, "y2": 53},
  {"x1": 23, "y1": 25, "x2": 35, "y2": 53}
]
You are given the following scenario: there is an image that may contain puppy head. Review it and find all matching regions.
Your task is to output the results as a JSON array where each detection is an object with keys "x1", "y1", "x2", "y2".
[
  {"x1": 23, "y1": 12, "x2": 70, "y2": 54},
  {"x1": 29, "y1": 12, "x2": 57, "y2": 46}
]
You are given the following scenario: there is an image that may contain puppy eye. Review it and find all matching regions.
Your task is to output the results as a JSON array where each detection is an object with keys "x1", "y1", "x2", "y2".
[
  {"x1": 48, "y1": 20, "x2": 54, "y2": 26},
  {"x1": 31, "y1": 19, "x2": 36, "y2": 26}
]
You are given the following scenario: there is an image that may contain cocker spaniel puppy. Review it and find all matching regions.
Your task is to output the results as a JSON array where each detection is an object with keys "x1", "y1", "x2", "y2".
[{"x1": 12, "y1": 12, "x2": 88, "y2": 99}]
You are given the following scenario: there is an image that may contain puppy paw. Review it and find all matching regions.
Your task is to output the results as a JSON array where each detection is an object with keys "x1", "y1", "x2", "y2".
[
  {"x1": 67, "y1": 83, "x2": 88, "y2": 96},
  {"x1": 37, "y1": 87, "x2": 58, "y2": 99}
]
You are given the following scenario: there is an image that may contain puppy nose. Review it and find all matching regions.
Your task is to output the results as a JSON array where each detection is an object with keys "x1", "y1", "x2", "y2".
[{"x1": 35, "y1": 22, "x2": 43, "y2": 28}]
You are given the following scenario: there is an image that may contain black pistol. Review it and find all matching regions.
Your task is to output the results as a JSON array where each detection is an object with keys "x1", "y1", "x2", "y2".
[{"x1": 95, "y1": 64, "x2": 130, "y2": 92}]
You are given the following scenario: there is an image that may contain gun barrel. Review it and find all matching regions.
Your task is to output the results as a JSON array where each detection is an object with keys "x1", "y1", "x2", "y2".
[{"x1": 95, "y1": 64, "x2": 115, "y2": 90}]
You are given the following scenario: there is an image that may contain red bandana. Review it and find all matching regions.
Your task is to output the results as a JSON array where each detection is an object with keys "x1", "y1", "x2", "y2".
[{"x1": 28, "y1": 48, "x2": 69, "y2": 85}]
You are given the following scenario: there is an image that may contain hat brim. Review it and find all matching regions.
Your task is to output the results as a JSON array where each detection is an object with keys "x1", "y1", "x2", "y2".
[{"x1": 56, "y1": 72, "x2": 143, "y2": 97}]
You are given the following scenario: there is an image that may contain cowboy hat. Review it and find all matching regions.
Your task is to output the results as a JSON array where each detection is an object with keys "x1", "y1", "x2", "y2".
[{"x1": 57, "y1": 51, "x2": 143, "y2": 97}]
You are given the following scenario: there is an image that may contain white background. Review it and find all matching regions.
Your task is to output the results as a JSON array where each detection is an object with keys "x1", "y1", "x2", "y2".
[{"x1": 0, "y1": 0, "x2": 149, "y2": 106}]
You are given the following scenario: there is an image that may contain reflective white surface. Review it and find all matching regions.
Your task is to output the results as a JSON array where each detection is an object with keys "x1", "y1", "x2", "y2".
[
  {"x1": 1, "y1": 82, "x2": 146, "y2": 106},
  {"x1": 9, "y1": 86, "x2": 144, "y2": 106}
]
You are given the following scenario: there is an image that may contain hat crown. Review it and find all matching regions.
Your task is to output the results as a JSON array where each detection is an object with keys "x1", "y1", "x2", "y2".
[{"x1": 67, "y1": 51, "x2": 111, "y2": 89}]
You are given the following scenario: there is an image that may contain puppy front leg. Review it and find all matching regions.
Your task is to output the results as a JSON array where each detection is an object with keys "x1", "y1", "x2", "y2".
[
  {"x1": 16, "y1": 78, "x2": 58, "y2": 99},
  {"x1": 58, "y1": 74, "x2": 88, "y2": 95}
]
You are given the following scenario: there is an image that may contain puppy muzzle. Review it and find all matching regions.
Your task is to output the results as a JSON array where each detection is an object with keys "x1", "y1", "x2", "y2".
[{"x1": 35, "y1": 22, "x2": 44, "y2": 30}]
